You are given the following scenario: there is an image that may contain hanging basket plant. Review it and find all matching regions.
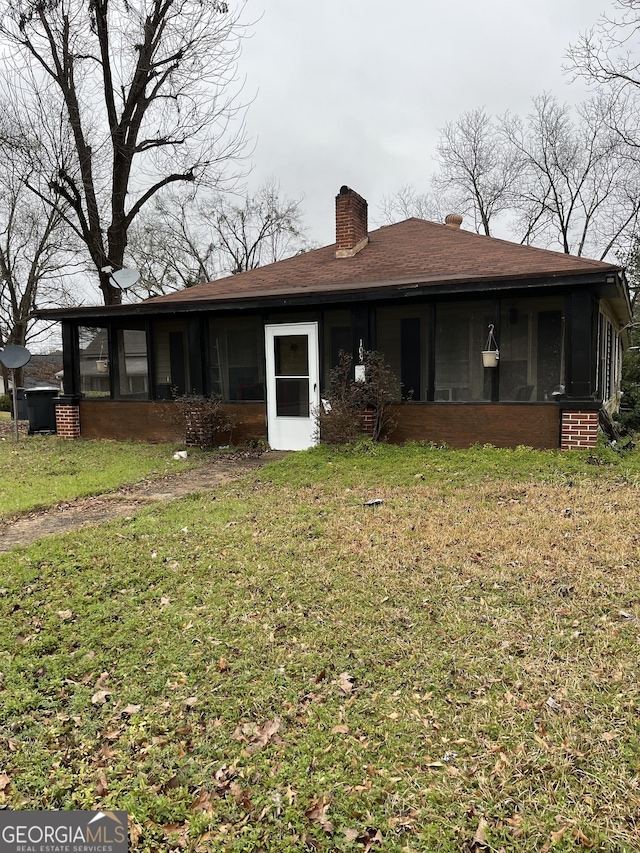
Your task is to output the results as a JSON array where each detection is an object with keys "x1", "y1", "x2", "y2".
[
  {"x1": 96, "y1": 340, "x2": 109, "y2": 373},
  {"x1": 482, "y1": 324, "x2": 499, "y2": 368}
]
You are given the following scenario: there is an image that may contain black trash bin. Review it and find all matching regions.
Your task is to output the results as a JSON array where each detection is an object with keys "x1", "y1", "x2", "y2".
[
  {"x1": 10, "y1": 387, "x2": 28, "y2": 421},
  {"x1": 25, "y1": 387, "x2": 59, "y2": 434}
]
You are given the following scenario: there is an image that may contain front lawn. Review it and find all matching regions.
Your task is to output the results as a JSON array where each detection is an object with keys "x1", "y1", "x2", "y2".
[
  {"x1": 0, "y1": 436, "x2": 199, "y2": 517},
  {"x1": 0, "y1": 442, "x2": 639, "y2": 851}
]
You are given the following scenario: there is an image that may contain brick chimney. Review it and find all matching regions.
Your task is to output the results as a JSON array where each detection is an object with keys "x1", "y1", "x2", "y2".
[{"x1": 335, "y1": 186, "x2": 369, "y2": 258}]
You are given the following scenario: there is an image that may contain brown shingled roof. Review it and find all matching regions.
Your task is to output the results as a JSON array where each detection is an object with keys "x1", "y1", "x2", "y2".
[{"x1": 145, "y1": 217, "x2": 619, "y2": 307}]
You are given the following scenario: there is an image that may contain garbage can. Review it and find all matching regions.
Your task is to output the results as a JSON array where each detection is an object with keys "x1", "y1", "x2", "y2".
[
  {"x1": 25, "y1": 387, "x2": 59, "y2": 434},
  {"x1": 10, "y1": 387, "x2": 28, "y2": 421}
]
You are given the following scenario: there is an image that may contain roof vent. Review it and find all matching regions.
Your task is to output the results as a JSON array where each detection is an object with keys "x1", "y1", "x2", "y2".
[
  {"x1": 445, "y1": 213, "x2": 463, "y2": 229},
  {"x1": 335, "y1": 186, "x2": 369, "y2": 258}
]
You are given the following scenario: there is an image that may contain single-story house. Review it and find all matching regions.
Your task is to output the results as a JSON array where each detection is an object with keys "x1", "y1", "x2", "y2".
[{"x1": 42, "y1": 186, "x2": 631, "y2": 450}]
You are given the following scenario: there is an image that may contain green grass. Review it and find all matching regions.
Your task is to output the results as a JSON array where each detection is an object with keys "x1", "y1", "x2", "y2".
[
  {"x1": 0, "y1": 436, "x2": 200, "y2": 517},
  {"x1": 1, "y1": 441, "x2": 640, "y2": 851}
]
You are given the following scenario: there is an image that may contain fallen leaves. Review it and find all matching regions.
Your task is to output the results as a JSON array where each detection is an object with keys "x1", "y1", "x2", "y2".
[
  {"x1": 339, "y1": 672, "x2": 355, "y2": 695},
  {"x1": 546, "y1": 696, "x2": 563, "y2": 714},
  {"x1": 55, "y1": 609, "x2": 73, "y2": 621},
  {"x1": 91, "y1": 671, "x2": 112, "y2": 705},
  {"x1": 96, "y1": 770, "x2": 108, "y2": 797},
  {"x1": 231, "y1": 718, "x2": 281, "y2": 754},
  {"x1": 305, "y1": 793, "x2": 333, "y2": 833}
]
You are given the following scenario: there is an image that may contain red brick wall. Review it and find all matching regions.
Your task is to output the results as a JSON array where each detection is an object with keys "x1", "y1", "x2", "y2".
[
  {"x1": 66, "y1": 399, "x2": 578, "y2": 450},
  {"x1": 387, "y1": 403, "x2": 561, "y2": 449},
  {"x1": 560, "y1": 410, "x2": 599, "y2": 450},
  {"x1": 55, "y1": 402, "x2": 80, "y2": 439},
  {"x1": 79, "y1": 400, "x2": 266, "y2": 444}
]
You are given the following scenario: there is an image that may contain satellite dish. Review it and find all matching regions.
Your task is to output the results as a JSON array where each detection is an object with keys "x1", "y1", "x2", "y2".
[
  {"x1": 0, "y1": 345, "x2": 31, "y2": 369},
  {"x1": 111, "y1": 268, "x2": 140, "y2": 289}
]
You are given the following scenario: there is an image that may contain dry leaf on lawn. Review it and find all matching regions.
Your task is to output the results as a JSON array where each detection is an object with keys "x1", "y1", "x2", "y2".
[
  {"x1": 339, "y1": 672, "x2": 355, "y2": 694},
  {"x1": 0, "y1": 774, "x2": 10, "y2": 792},
  {"x1": 94, "y1": 671, "x2": 110, "y2": 690},
  {"x1": 470, "y1": 816, "x2": 490, "y2": 850},
  {"x1": 192, "y1": 789, "x2": 213, "y2": 814},
  {"x1": 56, "y1": 610, "x2": 73, "y2": 621},
  {"x1": 91, "y1": 689, "x2": 112, "y2": 705},
  {"x1": 232, "y1": 718, "x2": 281, "y2": 754},
  {"x1": 96, "y1": 771, "x2": 108, "y2": 797},
  {"x1": 357, "y1": 827, "x2": 384, "y2": 848},
  {"x1": 305, "y1": 793, "x2": 334, "y2": 833}
]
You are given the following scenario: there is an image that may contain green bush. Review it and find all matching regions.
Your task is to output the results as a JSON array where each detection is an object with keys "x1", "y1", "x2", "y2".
[{"x1": 0, "y1": 394, "x2": 10, "y2": 412}]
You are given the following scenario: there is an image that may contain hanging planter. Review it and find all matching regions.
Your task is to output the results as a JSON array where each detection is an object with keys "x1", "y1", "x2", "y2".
[
  {"x1": 482, "y1": 324, "x2": 499, "y2": 368},
  {"x1": 96, "y1": 340, "x2": 109, "y2": 373}
]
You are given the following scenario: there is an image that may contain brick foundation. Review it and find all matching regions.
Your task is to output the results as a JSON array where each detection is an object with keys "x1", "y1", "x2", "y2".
[
  {"x1": 362, "y1": 408, "x2": 376, "y2": 437},
  {"x1": 185, "y1": 411, "x2": 209, "y2": 448},
  {"x1": 560, "y1": 410, "x2": 599, "y2": 450},
  {"x1": 54, "y1": 399, "x2": 80, "y2": 439}
]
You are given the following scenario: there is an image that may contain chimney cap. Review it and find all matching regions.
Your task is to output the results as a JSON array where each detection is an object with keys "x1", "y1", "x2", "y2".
[{"x1": 445, "y1": 213, "x2": 463, "y2": 229}]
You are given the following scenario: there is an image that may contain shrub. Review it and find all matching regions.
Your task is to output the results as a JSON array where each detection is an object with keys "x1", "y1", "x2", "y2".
[
  {"x1": 315, "y1": 350, "x2": 401, "y2": 445},
  {"x1": 173, "y1": 393, "x2": 236, "y2": 449},
  {"x1": 0, "y1": 394, "x2": 10, "y2": 412}
]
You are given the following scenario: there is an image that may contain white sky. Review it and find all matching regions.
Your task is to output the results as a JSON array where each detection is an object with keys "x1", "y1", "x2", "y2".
[{"x1": 237, "y1": 0, "x2": 610, "y2": 245}]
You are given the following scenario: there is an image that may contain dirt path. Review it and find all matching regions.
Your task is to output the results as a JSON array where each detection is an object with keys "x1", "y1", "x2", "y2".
[{"x1": 0, "y1": 451, "x2": 288, "y2": 553}]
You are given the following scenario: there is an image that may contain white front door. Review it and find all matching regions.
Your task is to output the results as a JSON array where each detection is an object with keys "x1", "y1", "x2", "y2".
[{"x1": 265, "y1": 322, "x2": 319, "y2": 450}]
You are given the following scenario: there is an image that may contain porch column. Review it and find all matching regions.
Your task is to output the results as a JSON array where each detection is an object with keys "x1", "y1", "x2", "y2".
[
  {"x1": 55, "y1": 395, "x2": 81, "y2": 439},
  {"x1": 559, "y1": 401, "x2": 600, "y2": 450}
]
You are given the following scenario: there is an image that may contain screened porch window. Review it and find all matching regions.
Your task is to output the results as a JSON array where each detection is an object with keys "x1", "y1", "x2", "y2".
[
  {"x1": 78, "y1": 326, "x2": 110, "y2": 398},
  {"x1": 114, "y1": 325, "x2": 149, "y2": 399},
  {"x1": 435, "y1": 302, "x2": 493, "y2": 402},
  {"x1": 498, "y1": 297, "x2": 565, "y2": 402},
  {"x1": 209, "y1": 316, "x2": 264, "y2": 401},
  {"x1": 322, "y1": 309, "x2": 351, "y2": 388},
  {"x1": 597, "y1": 311, "x2": 621, "y2": 404},
  {"x1": 153, "y1": 320, "x2": 190, "y2": 399},
  {"x1": 376, "y1": 305, "x2": 429, "y2": 400}
]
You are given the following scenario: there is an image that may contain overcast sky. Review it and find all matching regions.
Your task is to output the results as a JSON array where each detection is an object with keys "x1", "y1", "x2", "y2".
[{"x1": 236, "y1": 0, "x2": 610, "y2": 245}]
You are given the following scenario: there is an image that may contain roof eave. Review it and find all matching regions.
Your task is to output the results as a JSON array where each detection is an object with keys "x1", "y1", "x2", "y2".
[{"x1": 37, "y1": 267, "x2": 622, "y2": 321}]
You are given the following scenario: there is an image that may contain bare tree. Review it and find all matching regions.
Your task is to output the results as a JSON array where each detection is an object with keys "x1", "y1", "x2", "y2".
[
  {"x1": 125, "y1": 191, "x2": 215, "y2": 297},
  {"x1": 385, "y1": 94, "x2": 640, "y2": 261},
  {"x1": 500, "y1": 93, "x2": 640, "y2": 258},
  {"x1": 567, "y1": 1, "x2": 640, "y2": 96},
  {"x1": 0, "y1": 172, "x2": 77, "y2": 390},
  {"x1": 433, "y1": 108, "x2": 523, "y2": 236},
  {"x1": 125, "y1": 179, "x2": 310, "y2": 297},
  {"x1": 378, "y1": 185, "x2": 440, "y2": 225},
  {"x1": 205, "y1": 178, "x2": 310, "y2": 275},
  {"x1": 0, "y1": 0, "x2": 246, "y2": 306}
]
